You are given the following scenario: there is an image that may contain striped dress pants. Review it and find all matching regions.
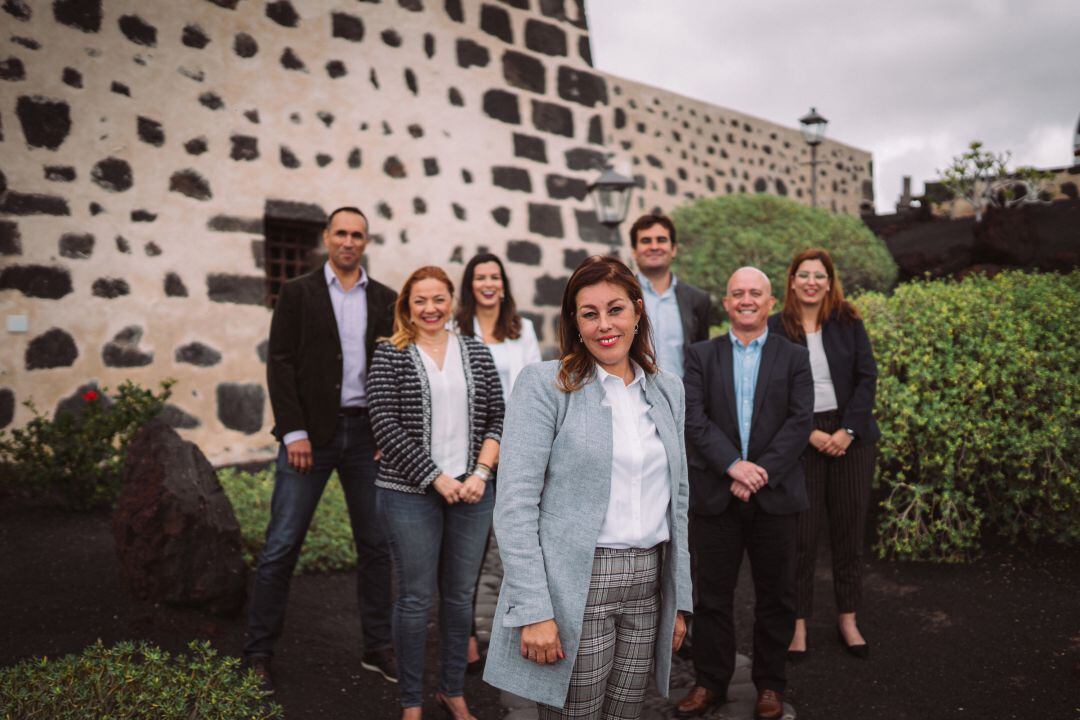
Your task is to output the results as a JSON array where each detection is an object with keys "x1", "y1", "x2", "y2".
[
  {"x1": 537, "y1": 545, "x2": 661, "y2": 720},
  {"x1": 795, "y1": 410, "x2": 876, "y2": 618}
]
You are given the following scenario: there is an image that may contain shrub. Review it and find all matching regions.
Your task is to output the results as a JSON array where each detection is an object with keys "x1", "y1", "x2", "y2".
[
  {"x1": 0, "y1": 639, "x2": 281, "y2": 719},
  {"x1": 0, "y1": 380, "x2": 173, "y2": 509},
  {"x1": 857, "y1": 270, "x2": 1080, "y2": 561},
  {"x1": 218, "y1": 466, "x2": 357, "y2": 573},
  {"x1": 671, "y1": 194, "x2": 897, "y2": 314}
]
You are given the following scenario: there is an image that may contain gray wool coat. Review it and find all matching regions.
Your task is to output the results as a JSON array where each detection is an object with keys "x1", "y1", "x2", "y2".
[{"x1": 483, "y1": 361, "x2": 694, "y2": 708}]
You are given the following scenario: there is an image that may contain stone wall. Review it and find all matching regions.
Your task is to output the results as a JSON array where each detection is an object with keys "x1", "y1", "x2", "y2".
[{"x1": 0, "y1": 0, "x2": 873, "y2": 462}]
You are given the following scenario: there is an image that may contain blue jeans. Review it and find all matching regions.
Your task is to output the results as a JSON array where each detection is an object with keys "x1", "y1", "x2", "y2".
[
  {"x1": 377, "y1": 480, "x2": 494, "y2": 708},
  {"x1": 245, "y1": 414, "x2": 392, "y2": 657}
]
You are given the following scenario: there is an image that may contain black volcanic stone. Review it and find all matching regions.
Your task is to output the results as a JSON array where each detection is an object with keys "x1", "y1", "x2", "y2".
[
  {"x1": 45, "y1": 165, "x2": 76, "y2": 182},
  {"x1": 534, "y1": 274, "x2": 567, "y2": 307},
  {"x1": 501, "y1": 0, "x2": 529, "y2": 10},
  {"x1": 266, "y1": 0, "x2": 299, "y2": 27},
  {"x1": 646, "y1": 154, "x2": 662, "y2": 168},
  {"x1": 445, "y1": 0, "x2": 464, "y2": 22},
  {"x1": 520, "y1": 311, "x2": 544, "y2": 342},
  {"x1": 16, "y1": 95, "x2": 71, "y2": 149},
  {"x1": 102, "y1": 326, "x2": 152, "y2": 368},
  {"x1": 424, "y1": 32, "x2": 435, "y2": 57},
  {"x1": 0, "y1": 191, "x2": 70, "y2": 216},
  {"x1": 160, "y1": 404, "x2": 200, "y2": 429},
  {"x1": 405, "y1": 68, "x2": 418, "y2": 94},
  {"x1": 0, "y1": 221, "x2": 20, "y2": 255},
  {"x1": 614, "y1": 107, "x2": 626, "y2": 129},
  {"x1": 381, "y1": 29, "x2": 402, "y2": 47},
  {"x1": 0, "y1": 388, "x2": 13, "y2": 429},
  {"x1": 491, "y1": 206, "x2": 510, "y2": 226},
  {"x1": 452, "y1": 203, "x2": 466, "y2": 220},
  {"x1": 264, "y1": 199, "x2": 326, "y2": 225},
  {"x1": 11, "y1": 36, "x2": 39, "y2": 50},
  {"x1": 176, "y1": 341, "x2": 222, "y2": 367},
  {"x1": 144, "y1": 241, "x2": 162, "y2": 256},
  {"x1": 575, "y1": 208, "x2": 610, "y2": 244},
  {"x1": 456, "y1": 38, "x2": 489, "y2": 68},
  {"x1": 384, "y1": 156, "x2": 406, "y2": 178},
  {"x1": 89, "y1": 201, "x2": 103, "y2": 214},
  {"x1": 116, "y1": 236, "x2": 130, "y2": 253},
  {"x1": 557, "y1": 66, "x2": 607, "y2": 107},
  {"x1": 26, "y1": 328, "x2": 78, "y2": 370},
  {"x1": 423, "y1": 157, "x2": 439, "y2": 176},
  {"x1": 332, "y1": 12, "x2": 364, "y2": 41},
  {"x1": 198, "y1": 92, "x2": 224, "y2": 110},
  {"x1": 399, "y1": 0, "x2": 422, "y2": 9},
  {"x1": 588, "y1": 115, "x2": 602, "y2": 144},
  {"x1": 326, "y1": 60, "x2": 347, "y2": 78},
  {"x1": 137, "y1": 116, "x2": 164, "y2": 146},
  {"x1": 3, "y1": 0, "x2": 31, "y2": 21},
  {"x1": 538, "y1": 0, "x2": 565, "y2": 20},
  {"x1": 111, "y1": 81, "x2": 130, "y2": 96},
  {"x1": 118, "y1": 14, "x2": 157, "y2": 46},
  {"x1": 132, "y1": 209, "x2": 157, "y2": 222},
  {"x1": 0, "y1": 56, "x2": 25, "y2": 81},
  {"x1": 243, "y1": 109, "x2": 259, "y2": 123},
  {"x1": 754, "y1": 177, "x2": 767, "y2": 193},
  {"x1": 507, "y1": 239, "x2": 541, "y2": 266},
  {"x1": 53, "y1": 0, "x2": 101, "y2": 33},
  {"x1": 91, "y1": 157, "x2": 133, "y2": 191},
  {"x1": 256, "y1": 339, "x2": 269, "y2": 363},
  {"x1": 281, "y1": 48, "x2": 306, "y2": 71},
  {"x1": 216, "y1": 383, "x2": 265, "y2": 434},
  {"x1": 483, "y1": 89, "x2": 520, "y2": 124},
  {"x1": 377, "y1": 202, "x2": 392, "y2": 219},
  {"x1": 545, "y1": 173, "x2": 587, "y2": 200},
  {"x1": 207, "y1": 273, "x2": 264, "y2": 305},
  {"x1": 169, "y1": 169, "x2": 212, "y2": 200},
  {"x1": 59, "y1": 232, "x2": 94, "y2": 259},
  {"x1": 513, "y1": 133, "x2": 547, "y2": 162},
  {"x1": 492, "y1": 166, "x2": 532, "y2": 192},
  {"x1": 280, "y1": 146, "x2": 300, "y2": 168},
  {"x1": 564, "y1": 247, "x2": 588, "y2": 270},
  {"x1": 407, "y1": 123, "x2": 423, "y2": 137},
  {"x1": 579, "y1": 34, "x2": 592, "y2": 65},
  {"x1": 502, "y1": 50, "x2": 545, "y2": 93},
  {"x1": 565, "y1": 147, "x2": 605, "y2": 171},
  {"x1": 208, "y1": 215, "x2": 263, "y2": 233},
  {"x1": 164, "y1": 272, "x2": 188, "y2": 297},
  {"x1": 528, "y1": 202, "x2": 563, "y2": 238},
  {"x1": 480, "y1": 4, "x2": 512, "y2": 43},
  {"x1": 316, "y1": 154, "x2": 332, "y2": 167},
  {"x1": 62, "y1": 66, "x2": 82, "y2": 87},
  {"x1": 413, "y1": 197, "x2": 427, "y2": 214},
  {"x1": 182, "y1": 24, "x2": 209, "y2": 48},
  {"x1": 448, "y1": 86, "x2": 464, "y2": 105},
  {"x1": 369, "y1": 68, "x2": 379, "y2": 88},
  {"x1": 665, "y1": 179, "x2": 676, "y2": 195},
  {"x1": 91, "y1": 277, "x2": 130, "y2": 298},
  {"x1": 461, "y1": 169, "x2": 473, "y2": 183},
  {"x1": 207, "y1": 0, "x2": 242, "y2": 8},
  {"x1": 230, "y1": 135, "x2": 259, "y2": 161},
  {"x1": 531, "y1": 99, "x2": 573, "y2": 137},
  {"x1": 776, "y1": 179, "x2": 788, "y2": 196},
  {"x1": 0, "y1": 264, "x2": 72, "y2": 298},
  {"x1": 347, "y1": 148, "x2": 362, "y2": 168},
  {"x1": 524, "y1": 19, "x2": 566, "y2": 56},
  {"x1": 234, "y1": 32, "x2": 257, "y2": 57}
]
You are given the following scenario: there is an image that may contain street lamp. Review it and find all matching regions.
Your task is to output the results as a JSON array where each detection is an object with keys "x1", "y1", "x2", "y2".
[
  {"x1": 588, "y1": 155, "x2": 636, "y2": 232},
  {"x1": 799, "y1": 107, "x2": 828, "y2": 209}
]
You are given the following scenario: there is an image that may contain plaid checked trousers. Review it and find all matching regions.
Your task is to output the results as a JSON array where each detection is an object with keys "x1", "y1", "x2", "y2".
[{"x1": 538, "y1": 545, "x2": 661, "y2": 720}]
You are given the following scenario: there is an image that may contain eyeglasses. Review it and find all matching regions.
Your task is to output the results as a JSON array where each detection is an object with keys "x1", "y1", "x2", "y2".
[{"x1": 795, "y1": 271, "x2": 829, "y2": 281}]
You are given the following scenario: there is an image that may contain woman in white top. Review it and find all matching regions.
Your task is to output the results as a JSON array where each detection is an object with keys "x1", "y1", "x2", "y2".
[{"x1": 368, "y1": 266, "x2": 504, "y2": 720}]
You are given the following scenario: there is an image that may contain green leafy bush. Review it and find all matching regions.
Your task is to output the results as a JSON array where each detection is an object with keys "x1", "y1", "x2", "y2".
[
  {"x1": 0, "y1": 380, "x2": 173, "y2": 509},
  {"x1": 0, "y1": 639, "x2": 281, "y2": 719},
  {"x1": 218, "y1": 466, "x2": 357, "y2": 573},
  {"x1": 671, "y1": 194, "x2": 897, "y2": 313},
  {"x1": 857, "y1": 270, "x2": 1080, "y2": 561}
]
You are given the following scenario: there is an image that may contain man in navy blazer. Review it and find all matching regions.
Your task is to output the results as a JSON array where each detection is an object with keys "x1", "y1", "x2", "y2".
[{"x1": 676, "y1": 267, "x2": 813, "y2": 720}]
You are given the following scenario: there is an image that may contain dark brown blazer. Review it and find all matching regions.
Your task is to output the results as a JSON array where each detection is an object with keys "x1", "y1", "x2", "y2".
[{"x1": 267, "y1": 265, "x2": 397, "y2": 447}]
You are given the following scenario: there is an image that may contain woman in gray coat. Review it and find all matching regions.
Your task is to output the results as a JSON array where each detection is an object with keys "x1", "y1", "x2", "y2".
[{"x1": 484, "y1": 256, "x2": 693, "y2": 719}]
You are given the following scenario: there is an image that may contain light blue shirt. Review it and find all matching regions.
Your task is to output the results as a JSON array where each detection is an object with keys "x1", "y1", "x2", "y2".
[
  {"x1": 731, "y1": 329, "x2": 768, "y2": 460},
  {"x1": 639, "y1": 272, "x2": 685, "y2": 378},
  {"x1": 282, "y1": 263, "x2": 369, "y2": 447}
]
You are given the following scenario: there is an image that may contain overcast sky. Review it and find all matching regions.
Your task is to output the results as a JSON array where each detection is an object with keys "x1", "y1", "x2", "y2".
[{"x1": 585, "y1": 0, "x2": 1080, "y2": 213}]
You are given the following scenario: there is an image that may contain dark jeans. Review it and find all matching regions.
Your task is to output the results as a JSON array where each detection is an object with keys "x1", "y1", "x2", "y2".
[
  {"x1": 245, "y1": 414, "x2": 392, "y2": 658},
  {"x1": 377, "y1": 480, "x2": 494, "y2": 708},
  {"x1": 691, "y1": 501, "x2": 797, "y2": 695}
]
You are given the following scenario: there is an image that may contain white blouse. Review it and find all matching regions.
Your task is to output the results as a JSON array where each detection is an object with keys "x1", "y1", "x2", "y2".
[
  {"x1": 806, "y1": 331, "x2": 839, "y2": 413},
  {"x1": 419, "y1": 335, "x2": 470, "y2": 478},
  {"x1": 474, "y1": 317, "x2": 543, "y2": 404},
  {"x1": 595, "y1": 364, "x2": 672, "y2": 549}
]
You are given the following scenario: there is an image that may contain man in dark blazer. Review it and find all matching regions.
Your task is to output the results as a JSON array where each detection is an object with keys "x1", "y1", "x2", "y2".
[
  {"x1": 676, "y1": 267, "x2": 813, "y2": 720},
  {"x1": 245, "y1": 207, "x2": 398, "y2": 693},
  {"x1": 630, "y1": 213, "x2": 711, "y2": 378}
]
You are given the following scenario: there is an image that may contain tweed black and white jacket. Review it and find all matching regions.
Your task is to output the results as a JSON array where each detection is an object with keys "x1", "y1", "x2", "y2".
[{"x1": 368, "y1": 334, "x2": 504, "y2": 494}]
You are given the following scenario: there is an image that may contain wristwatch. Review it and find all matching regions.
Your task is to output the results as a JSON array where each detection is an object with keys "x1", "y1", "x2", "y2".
[{"x1": 844, "y1": 428, "x2": 856, "y2": 438}]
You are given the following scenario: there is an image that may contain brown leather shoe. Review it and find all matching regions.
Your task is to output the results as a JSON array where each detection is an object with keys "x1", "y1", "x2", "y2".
[
  {"x1": 754, "y1": 689, "x2": 784, "y2": 719},
  {"x1": 675, "y1": 686, "x2": 722, "y2": 718}
]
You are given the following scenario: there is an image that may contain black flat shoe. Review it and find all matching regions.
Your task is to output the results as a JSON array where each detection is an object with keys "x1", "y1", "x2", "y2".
[
  {"x1": 836, "y1": 626, "x2": 869, "y2": 659},
  {"x1": 465, "y1": 653, "x2": 485, "y2": 675},
  {"x1": 786, "y1": 648, "x2": 807, "y2": 663}
]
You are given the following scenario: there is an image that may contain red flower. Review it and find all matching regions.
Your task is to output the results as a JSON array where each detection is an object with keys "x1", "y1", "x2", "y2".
[{"x1": 83, "y1": 390, "x2": 99, "y2": 402}]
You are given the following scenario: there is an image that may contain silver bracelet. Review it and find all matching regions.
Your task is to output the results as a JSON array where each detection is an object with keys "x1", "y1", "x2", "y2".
[{"x1": 471, "y1": 464, "x2": 493, "y2": 482}]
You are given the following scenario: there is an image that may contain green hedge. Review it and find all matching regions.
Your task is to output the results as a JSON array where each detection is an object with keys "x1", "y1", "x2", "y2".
[
  {"x1": 0, "y1": 640, "x2": 280, "y2": 719},
  {"x1": 218, "y1": 467, "x2": 357, "y2": 573},
  {"x1": 858, "y1": 270, "x2": 1080, "y2": 561},
  {"x1": 671, "y1": 194, "x2": 897, "y2": 313}
]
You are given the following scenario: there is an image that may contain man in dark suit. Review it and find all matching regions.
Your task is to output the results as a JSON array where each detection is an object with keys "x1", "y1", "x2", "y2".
[
  {"x1": 676, "y1": 267, "x2": 813, "y2": 720},
  {"x1": 629, "y1": 213, "x2": 711, "y2": 378},
  {"x1": 245, "y1": 207, "x2": 398, "y2": 693}
]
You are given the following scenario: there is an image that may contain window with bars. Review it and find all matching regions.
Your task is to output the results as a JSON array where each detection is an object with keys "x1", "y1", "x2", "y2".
[{"x1": 264, "y1": 218, "x2": 322, "y2": 307}]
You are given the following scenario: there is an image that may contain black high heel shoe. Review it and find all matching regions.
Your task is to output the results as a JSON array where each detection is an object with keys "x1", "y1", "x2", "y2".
[{"x1": 836, "y1": 625, "x2": 869, "y2": 659}]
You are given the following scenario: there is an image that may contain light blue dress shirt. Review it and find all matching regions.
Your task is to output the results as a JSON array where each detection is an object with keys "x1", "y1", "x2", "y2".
[
  {"x1": 731, "y1": 329, "x2": 768, "y2": 460},
  {"x1": 639, "y1": 272, "x2": 685, "y2": 378}
]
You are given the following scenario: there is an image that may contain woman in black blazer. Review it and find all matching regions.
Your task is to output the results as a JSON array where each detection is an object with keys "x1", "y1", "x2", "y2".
[{"x1": 768, "y1": 248, "x2": 880, "y2": 661}]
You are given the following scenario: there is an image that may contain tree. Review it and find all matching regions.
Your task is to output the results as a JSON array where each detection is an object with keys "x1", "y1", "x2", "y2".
[{"x1": 937, "y1": 141, "x2": 1055, "y2": 222}]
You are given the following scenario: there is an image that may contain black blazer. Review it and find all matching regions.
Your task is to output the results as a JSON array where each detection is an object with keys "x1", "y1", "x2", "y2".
[
  {"x1": 266, "y1": 265, "x2": 397, "y2": 447},
  {"x1": 768, "y1": 313, "x2": 880, "y2": 444},
  {"x1": 683, "y1": 333, "x2": 813, "y2": 516},
  {"x1": 674, "y1": 279, "x2": 712, "y2": 358}
]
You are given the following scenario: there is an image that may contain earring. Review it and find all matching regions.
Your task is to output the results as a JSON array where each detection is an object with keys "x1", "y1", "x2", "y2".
[
  {"x1": 577, "y1": 334, "x2": 583, "y2": 344},
  {"x1": 634, "y1": 323, "x2": 639, "y2": 334}
]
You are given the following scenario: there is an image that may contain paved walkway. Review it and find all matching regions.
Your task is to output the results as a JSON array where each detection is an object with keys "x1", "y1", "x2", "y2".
[{"x1": 475, "y1": 541, "x2": 796, "y2": 720}]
